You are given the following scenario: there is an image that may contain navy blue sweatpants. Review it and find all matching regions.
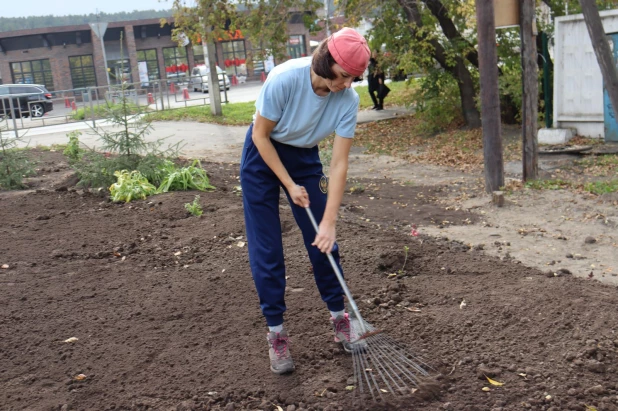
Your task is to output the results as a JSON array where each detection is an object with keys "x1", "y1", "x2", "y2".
[{"x1": 240, "y1": 123, "x2": 345, "y2": 327}]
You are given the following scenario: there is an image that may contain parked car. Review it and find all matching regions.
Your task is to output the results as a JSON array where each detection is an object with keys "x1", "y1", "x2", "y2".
[
  {"x1": 190, "y1": 65, "x2": 230, "y2": 93},
  {"x1": 0, "y1": 84, "x2": 54, "y2": 118}
]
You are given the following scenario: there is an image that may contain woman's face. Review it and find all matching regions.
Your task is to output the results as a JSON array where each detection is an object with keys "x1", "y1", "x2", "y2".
[{"x1": 327, "y1": 63, "x2": 355, "y2": 92}]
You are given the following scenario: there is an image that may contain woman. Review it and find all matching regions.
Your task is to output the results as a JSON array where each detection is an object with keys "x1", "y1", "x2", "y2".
[
  {"x1": 240, "y1": 28, "x2": 370, "y2": 374},
  {"x1": 367, "y1": 49, "x2": 386, "y2": 110}
]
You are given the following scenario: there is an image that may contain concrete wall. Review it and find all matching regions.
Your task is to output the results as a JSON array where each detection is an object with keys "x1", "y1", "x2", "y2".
[{"x1": 554, "y1": 9, "x2": 618, "y2": 138}]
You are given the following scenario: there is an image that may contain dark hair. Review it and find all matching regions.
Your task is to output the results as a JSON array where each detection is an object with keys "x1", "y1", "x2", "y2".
[{"x1": 311, "y1": 40, "x2": 337, "y2": 80}]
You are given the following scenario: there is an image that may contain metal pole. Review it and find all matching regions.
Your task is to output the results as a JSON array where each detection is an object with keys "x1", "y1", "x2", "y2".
[
  {"x1": 8, "y1": 98, "x2": 18, "y2": 139},
  {"x1": 89, "y1": 88, "x2": 96, "y2": 128},
  {"x1": 542, "y1": 32, "x2": 552, "y2": 128}
]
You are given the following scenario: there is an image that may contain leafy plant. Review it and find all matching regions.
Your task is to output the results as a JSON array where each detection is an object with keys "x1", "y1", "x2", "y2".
[
  {"x1": 525, "y1": 179, "x2": 571, "y2": 190},
  {"x1": 399, "y1": 246, "x2": 410, "y2": 274},
  {"x1": 157, "y1": 160, "x2": 215, "y2": 193},
  {"x1": 0, "y1": 129, "x2": 34, "y2": 189},
  {"x1": 71, "y1": 36, "x2": 181, "y2": 190},
  {"x1": 63, "y1": 130, "x2": 83, "y2": 164},
  {"x1": 109, "y1": 170, "x2": 157, "y2": 203},
  {"x1": 583, "y1": 180, "x2": 618, "y2": 195},
  {"x1": 410, "y1": 71, "x2": 464, "y2": 134},
  {"x1": 184, "y1": 195, "x2": 204, "y2": 217}
]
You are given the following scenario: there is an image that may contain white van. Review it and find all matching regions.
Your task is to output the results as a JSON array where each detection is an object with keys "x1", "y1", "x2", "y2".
[{"x1": 190, "y1": 65, "x2": 231, "y2": 93}]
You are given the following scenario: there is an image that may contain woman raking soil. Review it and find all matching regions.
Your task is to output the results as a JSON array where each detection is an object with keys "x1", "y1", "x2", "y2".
[{"x1": 240, "y1": 28, "x2": 370, "y2": 374}]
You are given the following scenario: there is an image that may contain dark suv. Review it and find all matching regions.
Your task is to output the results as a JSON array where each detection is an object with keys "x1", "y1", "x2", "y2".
[{"x1": 0, "y1": 84, "x2": 54, "y2": 118}]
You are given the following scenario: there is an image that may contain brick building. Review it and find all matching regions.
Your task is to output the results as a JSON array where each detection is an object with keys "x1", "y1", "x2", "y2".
[{"x1": 0, "y1": 16, "x2": 313, "y2": 92}]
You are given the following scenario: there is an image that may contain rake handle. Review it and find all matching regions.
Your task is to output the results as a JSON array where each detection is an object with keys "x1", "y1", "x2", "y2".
[{"x1": 304, "y1": 207, "x2": 367, "y2": 333}]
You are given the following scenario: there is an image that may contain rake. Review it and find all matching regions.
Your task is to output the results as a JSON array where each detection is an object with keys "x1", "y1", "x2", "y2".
[{"x1": 305, "y1": 207, "x2": 433, "y2": 401}]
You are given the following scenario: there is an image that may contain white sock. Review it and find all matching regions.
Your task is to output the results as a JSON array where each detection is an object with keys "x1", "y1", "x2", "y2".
[
  {"x1": 268, "y1": 324, "x2": 283, "y2": 333},
  {"x1": 330, "y1": 310, "x2": 346, "y2": 319}
]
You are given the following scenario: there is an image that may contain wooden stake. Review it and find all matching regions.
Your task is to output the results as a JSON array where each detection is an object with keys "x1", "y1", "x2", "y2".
[
  {"x1": 476, "y1": 0, "x2": 504, "y2": 193},
  {"x1": 520, "y1": 0, "x2": 538, "y2": 181}
]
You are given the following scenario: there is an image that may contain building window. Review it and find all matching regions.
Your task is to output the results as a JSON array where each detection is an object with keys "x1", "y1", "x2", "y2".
[
  {"x1": 163, "y1": 46, "x2": 189, "y2": 82},
  {"x1": 287, "y1": 35, "x2": 307, "y2": 60},
  {"x1": 192, "y1": 45, "x2": 220, "y2": 68},
  {"x1": 222, "y1": 40, "x2": 247, "y2": 77},
  {"x1": 137, "y1": 49, "x2": 160, "y2": 83},
  {"x1": 107, "y1": 58, "x2": 132, "y2": 85},
  {"x1": 11, "y1": 59, "x2": 54, "y2": 91},
  {"x1": 69, "y1": 55, "x2": 97, "y2": 89}
]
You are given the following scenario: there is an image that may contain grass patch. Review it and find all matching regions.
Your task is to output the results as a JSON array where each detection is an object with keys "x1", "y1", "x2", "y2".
[
  {"x1": 144, "y1": 101, "x2": 255, "y2": 126},
  {"x1": 354, "y1": 80, "x2": 417, "y2": 110},
  {"x1": 575, "y1": 154, "x2": 618, "y2": 176},
  {"x1": 524, "y1": 179, "x2": 572, "y2": 190},
  {"x1": 72, "y1": 102, "x2": 143, "y2": 120},
  {"x1": 583, "y1": 180, "x2": 618, "y2": 195}
]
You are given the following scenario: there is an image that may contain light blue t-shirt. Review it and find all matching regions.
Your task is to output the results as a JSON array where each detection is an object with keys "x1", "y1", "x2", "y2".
[{"x1": 254, "y1": 57, "x2": 360, "y2": 148}]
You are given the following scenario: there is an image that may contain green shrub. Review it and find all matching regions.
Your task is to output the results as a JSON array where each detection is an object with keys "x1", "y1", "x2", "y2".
[
  {"x1": 410, "y1": 71, "x2": 463, "y2": 134},
  {"x1": 157, "y1": 159, "x2": 215, "y2": 193},
  {"x1": 109, "y1": 170, "x2": 157, "y2": 203},
  {"x1": 0, "y1": 131, "x2": 34, "y2": 189},
  {"x1": 184, "y1": 195, "x2": 204, "y2": 217}
]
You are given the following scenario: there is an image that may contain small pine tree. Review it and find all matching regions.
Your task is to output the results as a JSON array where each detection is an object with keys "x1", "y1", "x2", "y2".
[
  {"x1": 72, "y1": 34, "x2": 182, "y2": 189},
  {"x1": 0, "y1": 127, "x2": 34, "y2": 190}
]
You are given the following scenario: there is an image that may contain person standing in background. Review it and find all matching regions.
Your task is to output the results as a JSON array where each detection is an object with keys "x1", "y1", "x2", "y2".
[{"x1": 367, "y1": 49, "x2": 385, "y2": 110}]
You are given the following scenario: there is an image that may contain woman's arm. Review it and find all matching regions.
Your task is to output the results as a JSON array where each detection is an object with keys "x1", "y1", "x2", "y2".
[
  {"x1": 252, "y1": 111, "x2": 309, "y2": 207},
  {"x1": 312, "y1": 135, "x2": 353, "y2": 253}
]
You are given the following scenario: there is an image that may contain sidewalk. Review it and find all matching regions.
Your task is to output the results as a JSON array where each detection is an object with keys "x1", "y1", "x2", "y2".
[{"x1": 15, "y1": 106, "x2": 413, "y2": 163}]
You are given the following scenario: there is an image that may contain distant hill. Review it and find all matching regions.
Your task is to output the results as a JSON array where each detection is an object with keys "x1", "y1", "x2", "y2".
[{"x1": 0, "y1": 10, "x2": 173, "y2": 33}]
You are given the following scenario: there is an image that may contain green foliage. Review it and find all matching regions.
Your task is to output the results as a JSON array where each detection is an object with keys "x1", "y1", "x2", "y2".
[
  {"x1": 63, "y1": 131, "x2": 83, "y2": 164},
  {"x1": 144, "y1": 101, "x2": 255, "y2": 125},
  {"x1": 72, "y1": 101, "x2": 143, "y2": 121},
  {"x1": 583, "y1": 180, "x2": 618, "y2": 195},
  {"x1": 525, "y1": 179, "x2": 571, "y2": 190},
  {"x1": 169, "y1": 0, "x2": 323, "y2": 61},
  {"x1": 71, "y1": 38, "x2": 182, "y2": 190},
  {"x1": 410, "y1": 72, "x2": 463, "y2": 134},
  {"x1": 157, "y1": 160, "x2": 216, "y2": 193},
  {"x1": 0, "y1": 131, "x2": 34, "y2": 189},
  {"x1": 184, "y1": 195, "x2": 204, "y2": 217},
  {"x1": 0, "y1": 9, "x2": 172, "y2": 33},
  {"x1": 109, "y1": 170, "x2": 157, "y2": 203}
]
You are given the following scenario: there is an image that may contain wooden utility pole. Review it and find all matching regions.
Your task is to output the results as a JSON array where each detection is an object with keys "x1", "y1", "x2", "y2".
[
  {"x1": 579, "y1": 0, "x2": 618, "y2": 120},
  {"x1": 476, "y1": 0, "x2": 504, "y2": 193},
  {"x1": 520, "y1": 0, "x2": 538, "y2": 181}
]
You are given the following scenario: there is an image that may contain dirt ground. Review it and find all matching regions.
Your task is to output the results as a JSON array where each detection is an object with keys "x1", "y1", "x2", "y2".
[{"x1": 2, "y1": 147, "x2": 618, "y2": 411}]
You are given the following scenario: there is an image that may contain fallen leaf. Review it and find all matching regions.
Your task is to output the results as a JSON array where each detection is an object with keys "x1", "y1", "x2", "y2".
[
  {"x1": 345, "y1": 385, "x2": 355, "y2": 391},
  {"x1": 272, "y1": 405, "x2": 283, "y2": 411},
  {"x1": 459, "y1": 300, "x2": 467, "y2": 309},
  {"x1": 174, "y1": 251, "x2": 182, "y2": 256},
  {"x1": 237, "y1": 241, "x2": 246, "y2": 247},
  {"x1": 485, "y1": 376, "x2": 504, "y2": 386},
  {"x1": 64, "y1": 337, "x2": 78, "y2": 343},
  {"x1": 406, "y1": 307, "x2": 422, "y2": 313},
  {"x1": 380, "y1": 389, "x2": 388, "y2": 393},
  {"x1": 1, "y1": 264, "x2": 9, "y2": 269},
  {"x1": 74, "y1": 374, "x2": 87, "y2": 381},
  {"x1": 482, "y1": 387, "x2": 491, "y2": 392},
  {"x1": 517, "y1": 373, "x2": 527, "y2": 378}
]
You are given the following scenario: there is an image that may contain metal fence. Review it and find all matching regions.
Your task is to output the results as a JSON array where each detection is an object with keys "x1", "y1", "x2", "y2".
[{"x1": 0, "y1": 77, "x2": 228, "y2": 138}]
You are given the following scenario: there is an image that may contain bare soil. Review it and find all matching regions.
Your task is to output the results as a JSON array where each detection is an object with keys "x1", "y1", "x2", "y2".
[{"x1": 2, "y1": 148, "x2": 618, "y2": 411}]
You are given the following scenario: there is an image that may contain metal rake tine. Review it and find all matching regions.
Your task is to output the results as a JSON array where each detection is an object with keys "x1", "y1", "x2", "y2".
[
  {"x1": 354, "y1": 345, "x2": 379, "y2": 400},
  {"x1": 367, "y1": 338, "x2": 424, "y2": 389},
  {"x1": 371, "y1": 332, "x2": 434, "y2": 369},
  {"x1": 367, "y1": 333, "x2": 431, "y2": 383},
  {"x1": 362, "y1": 335, "x2": 410, "y2": 393},
  {"x1": 369, "y1": 333, "x2": 433, "y2": 376}
]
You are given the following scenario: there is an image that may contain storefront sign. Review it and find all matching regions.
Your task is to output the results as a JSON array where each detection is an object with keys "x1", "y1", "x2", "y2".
[{"x1": 138, "y1": 61, "x2": 149, "y2": 85}]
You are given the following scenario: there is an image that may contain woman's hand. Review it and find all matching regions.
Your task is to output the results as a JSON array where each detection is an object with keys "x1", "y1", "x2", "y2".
[
  {"x1": 312, "y1": 220, "x2": 336, "y2": 253},
  {"x1": 288, "y1": 184, "x2": 309, "y2": 208}
]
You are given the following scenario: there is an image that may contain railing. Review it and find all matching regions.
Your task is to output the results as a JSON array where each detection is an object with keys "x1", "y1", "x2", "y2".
[{"x1": 0, "y1": 77, "x2": 229, "y2": 138}]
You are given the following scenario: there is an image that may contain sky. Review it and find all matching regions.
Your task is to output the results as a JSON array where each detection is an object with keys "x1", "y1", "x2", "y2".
[{"x1": 3, "y1": 0, "x2": 171, "y2": 18}]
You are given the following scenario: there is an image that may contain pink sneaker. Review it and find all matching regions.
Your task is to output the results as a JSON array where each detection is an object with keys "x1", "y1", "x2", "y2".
[
  {"x1": 331, "y1": 314, "x2": 354, "y2": 353},
  {"x1": 267, "y1": 330, "x2": 295, "y2": 374}
]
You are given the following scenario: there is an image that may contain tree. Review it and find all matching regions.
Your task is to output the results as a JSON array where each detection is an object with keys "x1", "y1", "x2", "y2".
[
  {"x1": 578, "y1": 0, "x2": 618, "y2": 120},
  {"x1": 169, "y1": 0, "x2": 322, "y2": 115}
]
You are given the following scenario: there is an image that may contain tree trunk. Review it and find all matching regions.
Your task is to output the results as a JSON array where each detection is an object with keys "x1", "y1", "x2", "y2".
[
  {"x1": 398, "y1": 0, "x2": 482, "y2": 128},
  {"x1": 475, "y1": 0, "x2": 504, "y2": 193},
  {"x1": 579, "y1": 0, "x2": 618, "y2": 120},
  {"x1": 520, "y1": 0, "x2": 538, "y2": 181}
]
